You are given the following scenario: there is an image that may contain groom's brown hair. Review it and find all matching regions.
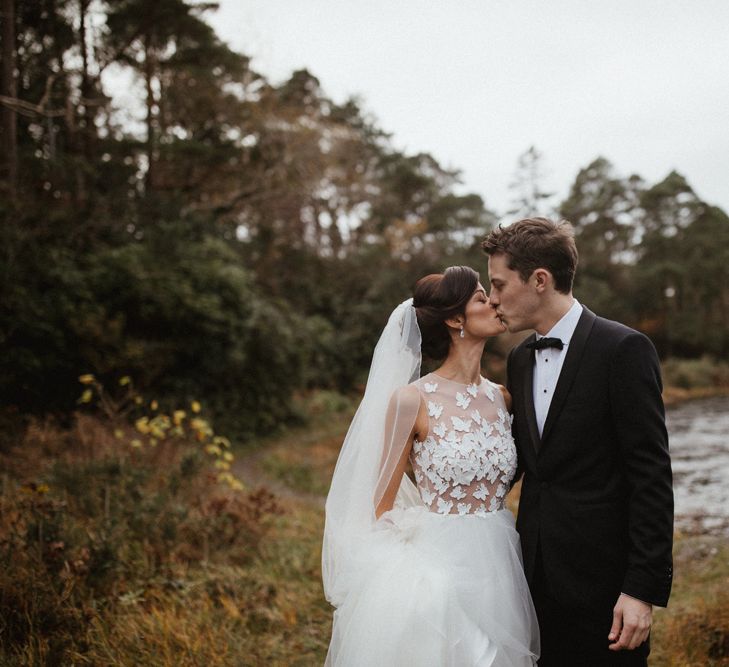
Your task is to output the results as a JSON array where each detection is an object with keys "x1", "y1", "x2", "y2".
[{"x1": 481, "y1": 217, "x2": 578, "y2": 294}]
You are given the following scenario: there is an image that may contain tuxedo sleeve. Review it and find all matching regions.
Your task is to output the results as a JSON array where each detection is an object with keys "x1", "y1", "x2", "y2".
[{"x1": 609, "y1": 332, "x2": 673, "y2": 607}]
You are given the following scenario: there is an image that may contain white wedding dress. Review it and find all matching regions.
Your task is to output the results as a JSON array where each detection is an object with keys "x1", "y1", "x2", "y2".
[{"x1": 325, "y1": 372, "x2": 539, "y2": 666}]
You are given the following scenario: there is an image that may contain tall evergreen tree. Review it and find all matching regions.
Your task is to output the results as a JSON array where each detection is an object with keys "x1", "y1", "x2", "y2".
[{"x1": 507, "y1": 145, "x2": 554, "y2": 218}]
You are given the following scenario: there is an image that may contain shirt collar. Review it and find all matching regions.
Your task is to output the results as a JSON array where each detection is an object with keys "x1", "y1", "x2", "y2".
[{"x1": 537, "y1": 299, "x2": 583, "y2": 347}]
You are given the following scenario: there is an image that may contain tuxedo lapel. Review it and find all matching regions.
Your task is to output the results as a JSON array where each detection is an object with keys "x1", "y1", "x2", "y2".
[
  {"x1": 520, "y1": 336, "x2": 542, "y2": 454},
  {"x1": 540, "y1": 307, "x2": 597, "y2": 446}
]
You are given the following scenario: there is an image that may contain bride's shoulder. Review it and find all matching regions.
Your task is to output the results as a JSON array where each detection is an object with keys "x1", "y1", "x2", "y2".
[
  {"x1": 483, "y1": 377, "x2": 511, "y2": 411},
  {"x1": 495, "y1": 383, "x2": 512, "y2": 411},
  {"x1": 389, "y1": 383, "x2": 421, "y2": 407},
  {"x1": 387, "y1": 384, "x2": 425, "y2": 427}
]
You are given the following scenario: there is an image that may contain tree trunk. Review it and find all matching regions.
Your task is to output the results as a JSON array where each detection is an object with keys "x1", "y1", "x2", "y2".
[
  {"x1": 1, "y1": 0, "x2": 17, "y2": 198},
  {"x1": 75, "y1": 0, "x2": 91, "y2": 206},
  {"x1": 144, "y1": 34, "x2": 156, "y2": 193}
]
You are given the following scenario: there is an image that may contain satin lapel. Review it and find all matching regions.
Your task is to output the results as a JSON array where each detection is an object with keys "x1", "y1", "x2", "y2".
[
  {"x1": 540, "y1": 307, "x2": 597, "y2": 446},
  {"x1": 520, "y1": 336, "x2": 541, "y2": 454}
]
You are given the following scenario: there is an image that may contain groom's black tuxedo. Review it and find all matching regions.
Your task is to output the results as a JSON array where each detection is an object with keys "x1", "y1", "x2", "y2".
[{"x1": 507, "y1": 306, "x2": 673, "y2": 619}]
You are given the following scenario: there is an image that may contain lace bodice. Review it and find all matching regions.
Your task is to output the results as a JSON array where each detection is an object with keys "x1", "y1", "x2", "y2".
[{"x1": 409, "y1": 372, "x2": 517, "y2": 516}]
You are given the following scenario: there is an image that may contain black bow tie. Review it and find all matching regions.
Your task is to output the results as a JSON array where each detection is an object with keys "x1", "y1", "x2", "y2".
[{"x1": 526, "y1": 336, "x2": 564, "y2": 351}]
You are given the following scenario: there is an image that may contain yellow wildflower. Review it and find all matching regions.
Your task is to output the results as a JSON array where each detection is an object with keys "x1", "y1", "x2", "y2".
[
  {"x1": 134, "y1": 396, "x2": 143, "y2": 405},
  {"x1": 78, "y1": 374, "x2": 95, "y2": 384},
  {"x1": 114, "y1": 429, "x2": 124, "y2": 439},
  {"x1": 214, "y1": 460, "x2": 230, "y2": 471},
  {"x1": 149, "y1": 438, "x2": 158, "y2": 447},
  {"x1": 191, "y1": 400, "x2": 201, "y2": 413},
  {"x1": 191, "y1": 419, "x2": 212, "y2": 441},
  {"x1": 130, "y1": 439, "x2": 143, "y2": 448},
  {"x1": 173, "y1": 410, "x2": 186, "y2": 425},
  {"x1": 223, "y1": 452, "x2": 234, "y2": 462},
  {"x1": 80, "y1": 389, "x2": 93, "y2": 403},
  {"x1": 217, "y1": 472, "x2": 234, "y2": 484},
  {"x1": 36, "y1": 483, "x2": 50, "y2": 494},
  {"x1": 213, "y1": 436, "x2": 230, "y2": 449},
  {"x1": 150, "y1": 400, "x2": 158, "y2": 411},
  {"x1": 205, "y1": 444, "x2": 222, "y2": 456},
  {"x1": 135, "y1": 417, "x2": 150, "y2": 434},
  {"x1": 229, "y1": 479, "x2": 244, "y2": 492},
  {"x1": 119, "y1": 376, "x2": 131, "y2": 386}
]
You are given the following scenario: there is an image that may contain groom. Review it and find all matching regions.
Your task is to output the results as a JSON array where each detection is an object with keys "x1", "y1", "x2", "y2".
[{"x1": 483, "y1": 218, "x2": 673, "y2": 666}]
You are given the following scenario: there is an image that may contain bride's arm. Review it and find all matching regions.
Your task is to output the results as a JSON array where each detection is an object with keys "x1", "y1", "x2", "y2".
[
  {"x1": 374, "y1": 385, "x2": 426, "y2": 519},
  {"x1": 374, "y1": 439, "x2": 414, "y2": 519},
  {"x1": 498, "y1": 384, "x2": 513, "y2": 412}
]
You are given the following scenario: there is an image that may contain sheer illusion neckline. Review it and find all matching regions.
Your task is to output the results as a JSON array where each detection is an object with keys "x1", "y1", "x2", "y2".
[{"x1": 428, "y1": 372, "x2": 484, "y2": 387}]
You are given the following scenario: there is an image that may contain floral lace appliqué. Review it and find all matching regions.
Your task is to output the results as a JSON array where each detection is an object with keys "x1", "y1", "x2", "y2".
[
  {"x1": 456, "y1": 392, "x2": 472, "y2": 410},
  {"x1": 427, "y1": 401, "x2": 443, "y2": 419},
  {"x1": 411, "y1": 375, "x2": 517, "y2": 517}
]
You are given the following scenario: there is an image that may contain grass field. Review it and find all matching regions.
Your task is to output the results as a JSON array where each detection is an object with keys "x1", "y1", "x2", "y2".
[{"x1": 1, "y1": 390, "x2": 728, "y2": 665}]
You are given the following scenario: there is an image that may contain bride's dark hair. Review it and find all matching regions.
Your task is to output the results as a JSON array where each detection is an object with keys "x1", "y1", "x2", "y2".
[{"x1": 413, "y1": 266, "x2": 480, "y2": 360}]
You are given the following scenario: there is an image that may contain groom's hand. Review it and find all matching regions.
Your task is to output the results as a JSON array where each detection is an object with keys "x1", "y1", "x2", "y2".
[{"x1": 608, "y1": 593, "x2": 652, "y2": 651}]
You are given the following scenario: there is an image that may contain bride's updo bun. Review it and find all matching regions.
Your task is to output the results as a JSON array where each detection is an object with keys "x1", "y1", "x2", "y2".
[{"x1": 413, "y1": 266, "x2": 480, "y2": 360}]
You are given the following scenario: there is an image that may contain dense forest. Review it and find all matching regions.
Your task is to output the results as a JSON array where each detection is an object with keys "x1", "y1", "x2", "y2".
[{"x1": 2, "y1": 0, "x2": 728, "y2": 438}]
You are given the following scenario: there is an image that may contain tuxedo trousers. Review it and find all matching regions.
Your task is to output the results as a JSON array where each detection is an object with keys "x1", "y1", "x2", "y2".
[{"x1": 531, "y1": 544, "x2": 649, "y2": 667}]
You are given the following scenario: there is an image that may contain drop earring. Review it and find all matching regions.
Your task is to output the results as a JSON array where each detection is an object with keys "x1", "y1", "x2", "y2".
[{"x1": 460, "y1": 326, "x2": 465, "y2": 338}]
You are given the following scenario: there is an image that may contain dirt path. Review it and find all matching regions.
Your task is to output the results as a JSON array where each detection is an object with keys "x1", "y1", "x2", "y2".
[{"x1": 233, "y1": 449, "x2": 316, "y2": 505}]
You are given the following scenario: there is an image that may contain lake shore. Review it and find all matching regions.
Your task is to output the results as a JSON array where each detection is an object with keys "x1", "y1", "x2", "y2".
[{"x1": 663, "y1": 384, "x2": 729, "y2": 407}]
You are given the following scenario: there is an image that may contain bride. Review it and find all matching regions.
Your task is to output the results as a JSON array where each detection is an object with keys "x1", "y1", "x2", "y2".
[{"x1": 322, "y1": 266, "x2": 539, "y2": 666}]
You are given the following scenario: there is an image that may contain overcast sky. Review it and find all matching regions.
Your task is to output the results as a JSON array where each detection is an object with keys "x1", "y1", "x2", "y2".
[{"x1": 206, "y1": 1, "x2": 729, "y2": 217}]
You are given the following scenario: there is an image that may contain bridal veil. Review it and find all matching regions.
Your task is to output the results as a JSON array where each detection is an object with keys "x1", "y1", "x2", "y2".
[{"x1": 322, "y1": 298, "x2": 422, "y2": 607}]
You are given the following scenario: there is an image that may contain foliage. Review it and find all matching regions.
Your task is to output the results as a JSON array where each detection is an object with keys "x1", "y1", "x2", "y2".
[
  {"x1": 662, "y1": 357, "x2": 729, "y2": 391},
  {"x1": 1, "y1": 0, "x2": 729, "y2": 442},
  {"x1": 1, "y1": 0, "x2": 503, "y2": 436},
  {"x1": 0, "y1": 379, "x2": 281, "y2": 664}
]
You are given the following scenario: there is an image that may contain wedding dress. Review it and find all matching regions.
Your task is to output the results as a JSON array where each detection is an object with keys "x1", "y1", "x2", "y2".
[{"x1": 323, "y1": 300, "x2": 539, "y2": 666}]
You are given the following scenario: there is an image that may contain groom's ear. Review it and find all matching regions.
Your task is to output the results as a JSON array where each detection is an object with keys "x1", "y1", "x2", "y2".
[{"x1": 533, "y1": 268, "x2": 552, "y2": 293}]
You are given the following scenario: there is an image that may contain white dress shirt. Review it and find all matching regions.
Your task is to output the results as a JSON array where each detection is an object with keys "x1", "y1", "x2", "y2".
[{"x1": 533, "y1": 300, "x2": 583, "y2": 436}]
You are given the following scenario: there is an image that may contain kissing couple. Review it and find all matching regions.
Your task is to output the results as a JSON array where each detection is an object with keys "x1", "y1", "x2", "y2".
[{"x1": 323, "y1": 217, "x2": 674, "y2": 666}]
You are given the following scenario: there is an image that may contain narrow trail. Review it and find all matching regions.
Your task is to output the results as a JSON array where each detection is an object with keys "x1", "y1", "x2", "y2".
[
  {"x1": 232, "y1": 412, "x2": 353, "y2": 509},
  {"x1": 233, "y1": 447, "x2": 325, "y2": 507}
]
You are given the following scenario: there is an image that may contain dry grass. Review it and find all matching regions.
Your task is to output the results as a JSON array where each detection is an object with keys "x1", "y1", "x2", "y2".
[
  {"x1": 0, "y1": 405, "x2": 286, "y2": 666},
  {"x1": 2, "y1": 387, "x2": 727, "y2": 666},
  {"x1": 650, "y1": 536, "x2": 729, "y2": 666}
]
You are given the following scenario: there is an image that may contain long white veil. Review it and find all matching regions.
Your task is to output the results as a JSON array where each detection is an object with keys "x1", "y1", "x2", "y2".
[{"x1": 322, "y1": 298, "x2": 422, "y2": 607}]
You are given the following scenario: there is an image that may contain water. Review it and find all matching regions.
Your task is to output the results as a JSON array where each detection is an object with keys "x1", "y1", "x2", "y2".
[{"x1": 667, "y1": 395, "x2": 729, "y2": 535}]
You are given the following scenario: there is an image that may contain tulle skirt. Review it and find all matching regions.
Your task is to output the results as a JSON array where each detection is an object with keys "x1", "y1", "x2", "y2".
[{"x1": 325, "y1": 506, "x2": 539, "y2": 667}]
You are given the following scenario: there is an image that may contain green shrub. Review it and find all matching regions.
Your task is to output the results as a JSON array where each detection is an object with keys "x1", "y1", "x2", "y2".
[
  {"x1": 662, "y1": 356, "x2": 729, "y2": 390},
  {"x1": 0, "y1": 379, "x2": 280, "y2": 664}
]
